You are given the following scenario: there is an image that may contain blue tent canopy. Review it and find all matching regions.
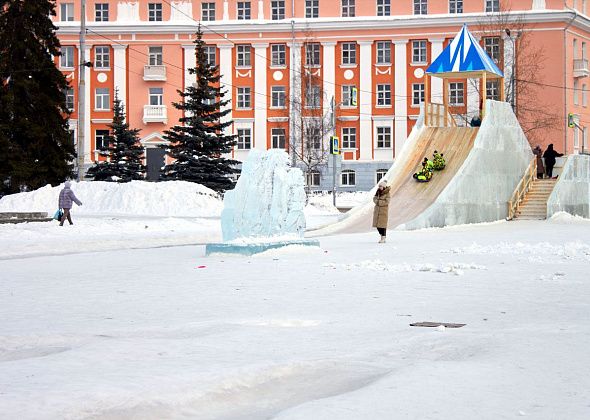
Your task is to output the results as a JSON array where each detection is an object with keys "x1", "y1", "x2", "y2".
[{"x1": 426, "y1": 24, "x2": 504, "y2": 78}]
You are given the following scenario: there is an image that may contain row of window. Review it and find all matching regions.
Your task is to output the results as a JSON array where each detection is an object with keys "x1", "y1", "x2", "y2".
[
  {"x1": 58, "y1": 1, "x2": 501, "y2": 22},
  {"x1": 306, "y1": 169, "x2": 389, "y2": 187}
]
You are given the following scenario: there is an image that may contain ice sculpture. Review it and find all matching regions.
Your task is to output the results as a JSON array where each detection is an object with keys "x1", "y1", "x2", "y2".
[{"x1": 221, "y1": 149, "x2": 306, "y2": 241}]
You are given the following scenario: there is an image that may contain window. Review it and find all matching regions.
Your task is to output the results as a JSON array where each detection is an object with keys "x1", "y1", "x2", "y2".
[
  {"x1": 412, "y1": 83, "x2": 425, "y2": 105},
  {"x1": 341, "y1": 85, "x2": 356, "y2": 107},
  {"x1": 342, "y1": 0, "x2": 355, "y2": 17},
  {"x1": 305, "y1": 126, "x2": 321, "y2": 149},
  {"x1": 148, "y1": 46, "x2": 163, "y2": 65},
  {"x1": 149, "y1": 88, "x2": 163, "y2": 105},
  {"x1": 376, "y1": 84, "x2": 391, "y2": 106},
  {"x1": 307, "y1": 171, "x2": 321, "y2": 187},
  {"x1": 64, "y1": 88, "x2": 75, "y2": 111},
  {"x1": 271, "y1": 128, "x2": 286, "y2": 148},
  {"x1": 583, "y1": 84, "x2": 588, "y2": 107},
  {"x1": 449, "y1": 0, "x2": 462, "y2": 13},
  {"x1": 204, "y1": 45, "x2": 217, "y2": 66},
  {"x1": 376, "y1": 41, "x2": 391, "y2": 64},
  {"x1": 342, "y1": 127, "x2": 357, "y2": 149},
  {"x1": 306, "y1": 85, "x2": 321, "y2": 108},
  {"x1": 237, "y1": 45, "x2": 251, "y2": 67},
  {"x1": 95, "y1": 3, "x2": 109, "y2": 21},
  {"x1": 271, "y1": 86, "x2": 286, "y2": 108},
  {"x1": 94, "y1": 46, "x2": 110, "y2": 69},
  {"x1": 414, "y1": 0, "x2": 427, "y2": 15},
  {"x1": 574, "y1": 79, "x2": 580, "y2": 106},
  {"x1": 95, "y1": 130, "x2": 110, "y2": 150},
  {"x1": 486, "y1": 0, "x2": 499, "y2": 12},
  {"x1": 237, "y1": 128, "x2": 252, "y2": 150},
  {"x1": 341, "y1": 42, "x2": 357, "y2": 65},
  {"x1": 484, "y1": 37, "x2": 501, "y2": 64},
  {"x1": 377, "y1": 0, "x2": 390, "y2": 16},
  {"x1": 237, "y1": 2, "x2": 251, "y2": 20},
  {"x1": 341, "y1": 170, "x2": 356, "y2": 186},
  {"x1": 95, "y1": 88, "x2": 110, "y2": 110},
  {"x1": 376, "y1": 169, "x2": 388, "y2": 183},
  {"x1": 486, "y1": 80, "x2": 500, "y2": 101},
  {"x1": 271, "y1": 1, "x2": 285, "y2": 20},
  {"x1": 449, "y1": 82, "x2": 464, "y2": 105},
  {"x1": 148, "y1": 3, "x2": 163, "y2": 21},
  {"x1": 271, "y1": 44, "x2": 286, "y2": 66},
  {"x1": 60, "y1": 3, "x2": 74, "y2": 21},
  {"x1": 583, "y1": 41, "x2": 587, "y2": 59},
  {"x1": 237, "y1": 87, "x2": 251, "y2": 109},
  {"x1": 305, "y1": 43, "x2": 320, "y2": 66},
  {"x1": 60, "y1": 46, "x2": 75, "y2": 68},
  {"x1": 377, "y1": 127, "x2": 391, "y2": 148},
  {"x1": 412, "y1": 40, "x2": 427, "y2": 64},
  {"x1": 202, "y1": 2, "x2": 216, "y2": 21},
  {"x1": 306, "y1": 0, "x2": 319, "y2": 18}
]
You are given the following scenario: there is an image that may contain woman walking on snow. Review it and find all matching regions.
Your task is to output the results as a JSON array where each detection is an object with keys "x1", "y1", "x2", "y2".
[
  {"x1": 373, "y1": 181, "x2": 390, "y2": 243},
  {"x1": 58, "y1": 181, "x2": 82, "y2": 226}
]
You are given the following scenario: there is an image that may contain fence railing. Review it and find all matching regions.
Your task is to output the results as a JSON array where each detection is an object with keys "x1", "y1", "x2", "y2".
[
  {"x1": 507, "y1": 157, "x2": 537, "y2": 220},
  {"x1": 425, "y1": 102, "x2": 457, "y2": 127}
]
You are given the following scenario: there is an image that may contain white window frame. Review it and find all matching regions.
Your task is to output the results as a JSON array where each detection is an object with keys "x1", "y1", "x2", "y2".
[
  {"x1": 306, "y1": 85, "x2": 321, "y2": 109},
  {"x1": 202, "y1": 2, "x2": 216, "y2": 21},
  {"x1": 341, "y1": 169, "x2": 356, "y2": 187},
  {"x1": 342, "y1": 0, "x2": 355, "y2": 17},
  {"x1": 237, "y1": 45, "x2": 251, "y2": 67},
  {"x1": 486, "y1": 80, "x2": 500, "y2": 101},
  {"x1": 449, "y1": 82, "x2": 464, "y2": 106},
  {"x1": 237, "y1": 1, "x2": 251, "y2": 20},
  {"x1": 95, "y1": 88, "x2": 110, "y2": 111},
  {"x1": 412, "y1": 40, "x2": 427, "y2": 64},
  {"x1": 95, "y1": 129, "x2": 110, "y2": 150},
  {"x1": 237, "y1": 128, "x2": 252, "y2": 150},
  {"x1": 60, "y1": 3, "x2": 74, "y2": 22},
  {"x1": 237, "y1": 87, "x2": 252, "y2": 109},
  {"x1": 376, "y1": 41, "x2": 391, "y2": 65},
  {"x1": 304, "y1": 124, "x2": 322, "y2": 150},
  {"x1": 271, "y1": 0, "x2": 285, "y2": 20},
  {"x1": 376, "y1": 169, "x2": 388, "y2": 183},
  {"x1": 148, "y1": 3, "x2": 163, "y2": 22},
  {"x1": 484, "y1": 37, "x2": 501, "y2": 64},
  {"x1": 486, "y1": 0, "x2": 499, "y2": 12},
  {"x1": 376, "y1": 84, "x2": 392, "y2": 106},
  {"x1": 271, "y1": 128, "x2": 286, "y2": 149},
  {"x1": 376, "y1": 126, "x2": 392, "y2": 148},
  {"x1": 341, "y1": 85, "x2": 356, "y2": 107},
  {"x1": 271, "y1": 44, "x2": 286, "y2": 67},
  {"x1": 341, "y1": 42, "x2": 357, "y2": 65},
  {"x1": 412, "y1": 83, "x2": 425, "y2": 106},
  {"x1": 94, "y1": 46, "x2": 110, "y2": 69},
  {"x1": 64, "y1": 88, "x2": 75, "y2": 111},
  {"x1": 307, "y1": 170, "x2": 321, "y2": 187},
  {"x1": 95, "y1": 3, "x2": 109, "y2": 22},
  {"x1": 583, "y1": 84, "x2": 588, "y2": 107},
  {"x1": 449, "y1": 0, "x2": 463, "y2": 14},
  {"x1": 271, "y1": 86, "x2": 286, "y2": 108},
  {"x1": 149, "y1": 88, "x2": 163, "y2": 106},
  {"x1": 305, "y1": 0, "x2": 319, "y2": 18},
  {"x1": 60, "y1": 46, "x2": 75, "y2": 69},
  {"x1": 148, "y1": 46, "x2": 163, "y2": 65},
  {"x1": 342, "y1": 127, "x2": 357, "y2": 149},
  {"x1": 414, "y1": 0, "x2": 427, "y2": 15},
  {"x1": 204, "y1": 45, "x2": 216, "y2": 67},
  {"x1": 574, "y1": 79, "x2": 580, "y2": 106},
  {"x1": 305, "y1": 43, "x2": 321, "y2": 66},
  {"x1": 377, "y1": 0, "x2": 391, "y2": 16}
]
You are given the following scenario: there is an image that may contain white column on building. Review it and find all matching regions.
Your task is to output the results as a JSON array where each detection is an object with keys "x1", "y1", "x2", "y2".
[
  {"x1": 218, "y1": 44, "x2": 233, "y2": 137},
  {"x1": 532, "y1": 0, "x2": 546, "y2": 10},
  {"x1": 358, "y1": 40, "x2": 373, "y2": 160},
  {"x1": 288, "y1": 42, "x2": 301, "y2": 160},
  {"x1": 113, "y1": 44, "x2": 127, "y2": 106},
  {"x1": 503, "y1": 33, "x2": 515, "y2": 110},
  {"x1": 253, "y1": 43, "x2": 268, "y2": 150},
  {"x1": 430, "y1": 39, "x2": 444, "y2": 104},
  {"x1": 321, "y1": 41, "x2": 336, "y2": 116},
  {"x1": 223, "y1": 0, "x2": 229, "y2": 20},
  {"x1": 258, "y1": 0, "x2": 264, "y2": 20},
  {"x1": 393, "y1": 40, "x2": 408, "y2": 157},
  {"x1": 181, "y1": 44, "x2": 196, "y2": 90},
  {"x1": 83, "y1": 45, "x2": 92, "y2": 163}
]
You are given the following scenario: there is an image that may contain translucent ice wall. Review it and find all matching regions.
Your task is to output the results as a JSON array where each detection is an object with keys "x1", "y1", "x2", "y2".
[
  {"x1": 402, "y1": 100, "x2": 534, "y2": 229},
  {"x1": 547, "y1": 154, "x2": 590, "y2": 218},
  {"x1": 221, "y1": 149, "x2": 306, "y2": 241}
]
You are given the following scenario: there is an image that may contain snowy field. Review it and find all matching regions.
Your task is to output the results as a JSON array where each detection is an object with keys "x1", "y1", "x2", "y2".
[{"x1": 1, "y1": 183, "x2": 590, "y2": 419}]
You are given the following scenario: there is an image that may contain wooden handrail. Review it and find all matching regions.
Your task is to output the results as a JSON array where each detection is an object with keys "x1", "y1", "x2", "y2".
[
  {"x1": 507, "y1": 158, "x2": 537, "y2": 220},
  {"x1": 425, "y1": 103, "x2": 456, "y2": 127}
]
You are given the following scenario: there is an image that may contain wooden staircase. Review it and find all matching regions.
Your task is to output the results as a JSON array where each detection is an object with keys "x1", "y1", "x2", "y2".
[{"x1": 515, "y1": 178, "x2": 557, "y2": 220}]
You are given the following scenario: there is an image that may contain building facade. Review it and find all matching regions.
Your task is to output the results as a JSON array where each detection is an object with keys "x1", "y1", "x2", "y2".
[{"x1": 54, "y1": 0, "x2": 590, "y2": 190}]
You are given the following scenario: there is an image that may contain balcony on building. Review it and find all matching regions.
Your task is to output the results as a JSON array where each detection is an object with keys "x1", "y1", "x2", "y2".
[
  {"x1": 573, "y1": 59, "x2": 589, "y2": 78},
  {"x1": 143, "y1": 105, "x2": 167, "y2": 124},
  {"x1": 143, "y1": 65, "x2": 167, "y2": 81}
]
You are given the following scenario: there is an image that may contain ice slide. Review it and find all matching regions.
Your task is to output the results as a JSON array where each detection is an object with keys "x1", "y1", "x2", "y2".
[{"x1": 309, "y1": 100, "x2": 533, "y2": 236}]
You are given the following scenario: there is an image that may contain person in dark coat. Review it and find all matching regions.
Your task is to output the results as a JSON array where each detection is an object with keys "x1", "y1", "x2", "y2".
[
  {"x1": 533, "y1": 145, "x2": 545, "y2": 179},
  {"x1": 372, "y1": 181, "x2": 391, "y2": 243},
  {"x1": 58, "y1": 181, "x2": 82, "y2": 226},
  {"x1": 543, "y1": 144, "x2": 563, "y2": 178}
]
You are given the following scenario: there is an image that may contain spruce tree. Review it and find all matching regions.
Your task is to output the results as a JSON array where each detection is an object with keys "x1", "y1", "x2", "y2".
[
  {"x1": 0, "y1": 0, "x2": 75, "y2": 194},
  {"x1": 86, "y1": 91, "x2": 145, "y2": 182},
  {"x1": 161, "y1": 25, "x2": 238, "y2": 192}
]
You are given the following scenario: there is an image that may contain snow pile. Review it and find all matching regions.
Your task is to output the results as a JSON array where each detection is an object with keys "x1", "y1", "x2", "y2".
[
  {"x1": 549, "y1": 211, "x2": 590, "y2": 224},
  {"x1": 0, "y1": 180, "x2": 223, "y2": 217},
  {"x1": 324, "y1": 259, "x2": 485, "y2": 276},
  {"x1": 444, "y1": 241, "x2": 590, "y2": 262}
]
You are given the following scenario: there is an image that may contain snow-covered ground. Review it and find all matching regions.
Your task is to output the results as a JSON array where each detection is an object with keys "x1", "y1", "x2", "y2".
[{"x1": 1, "y1": 205, "x2": 590, "y2": 418}]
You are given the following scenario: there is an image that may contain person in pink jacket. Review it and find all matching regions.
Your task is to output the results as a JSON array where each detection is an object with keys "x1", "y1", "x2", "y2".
[{"x1": 58, "y1": 181, "x2": 82, "y2": 226}]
